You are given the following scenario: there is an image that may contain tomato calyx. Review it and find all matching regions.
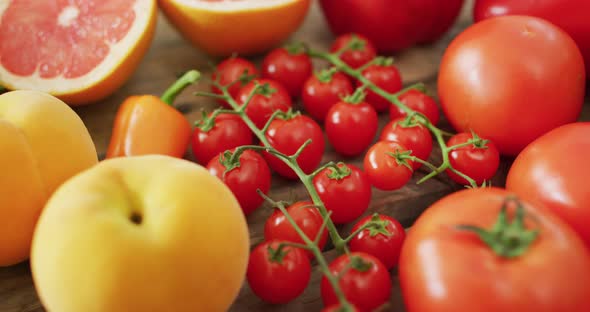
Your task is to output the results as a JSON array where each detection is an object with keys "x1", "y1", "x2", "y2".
[
  {"x1": 327, "y1": 162, "x2": 352, "y2": 180},
  {"x1": 218, "y1": 149, "x2": 243, "y2": 175},
  {"x1": 456, "y1": 196, "x2": 539, "y2": 258},
  {"x1": 315, "y1": 67, "x2": 338, "y2": 83},
  {"x1": 349, "y1": 255, "x2": 373, "y2": 272},
  {"x1": 343, "y1": 86, "x2": 367, "y2": 105},
  {"x1": 385, "y1": 150, "x2": 414, "y2": 171},
  {"x1": 397, "y1": 114, "x2": 423, "y2": 128},
  {"x1": 285, "y1": 42, "x2": 307, "y2": 55},
  {"x1": 255, "y1": 82, "x2": 278, "y2": 98},
  {"x1": 371, "y1": 56, "x2": 395, "y2": 67},
  {"x1": 364, "y1": 214, "x2": 392, "y2": 237},
  {"x1": 334, "y1": 34, "x2": 367, "y2": 55},
  {"x1": 267, "y1": 243, "x2": 291, "y2": 264}
]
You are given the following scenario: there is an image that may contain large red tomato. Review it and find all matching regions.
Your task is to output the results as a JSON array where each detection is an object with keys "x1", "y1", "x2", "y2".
[
  {"x1": 438, "y1": 15, "x2": 585, "y2": 156},
  {"x1": 474, "y1": 0, "x2": 590, "y2": 76},
  {"x1": 506, "y1": 122, "x2": 590, "y2": 247},
  {"x1": 400, "y1": 187, "x2": 590, "y2": 312},
  {"x1": 318, "y1": 0, "x2": 465, "y2": 52}
]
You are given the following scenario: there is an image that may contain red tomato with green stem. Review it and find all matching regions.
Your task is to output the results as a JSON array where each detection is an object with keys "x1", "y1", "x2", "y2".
[
  {"x1": 302, "y1": 69, "x2": 354, "y2": 122},
  {"x1": 379, "y1": 116, "x2": 433, "y2": 170},
  {"x1": 349, "y1": 214, "x2": 406, "y2": 270},
  {"x1": 313, "y1": 163, "x2": 372, "y2": 224},
  {"x1": 359, "y1": 57, "x2": 402, "y2": 112},
  {"x1": 446, "y1": 132, "x2": 500, "y2": 185},
  {"x1": 321, "y1": 252, "x2": 392, "y2": 312},
  {"x1": 247, "y1": 240, "x2": 312, "y2": 304},
  {"x1": 237, "y1": 79, "x2": 293, "y2": 129},
  {"x1": 263, "y1": 112, "x2": 325, "y2": 179},
  {"x1": 330, "y1": 33, "x2": 377, "y2": 69},
  {"x1": 191, "y1": 112, "x2": 253, "y2": 165},
  {"x1": 261, "y1": 46, "x2": 312, "y2": 97},
  {"x1": 390, "y1": 89, "x2": 440, "y2": 126},
  {"x1": 322, "y1": 304, "x2": 359, "y2": 312},
  {"x1": 212, "y1": 57, "x2": 258, "y2": 107},
  {"x1": 363, "y1": 141, "x2": 414, "y2": 191}
]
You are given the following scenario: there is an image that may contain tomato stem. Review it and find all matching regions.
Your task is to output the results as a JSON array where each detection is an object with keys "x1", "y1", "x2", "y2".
[{"x1": 160, "y1": 70, "x2": 200, "y2": 105}]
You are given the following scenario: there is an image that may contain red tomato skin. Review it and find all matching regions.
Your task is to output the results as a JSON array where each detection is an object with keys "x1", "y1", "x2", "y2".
[
  {"x1": 363, "y1": 141, "x2": 414, "y2": 191},
  {"x1": 302, "y1": 72, "x2": 354, "y2": 122},
  {"x1": 349, "y1": 214, "x2": 406, "y2": 270},
  {"x1": 313, "y1": 164, "x2": 372, "y2": 224},
  {"x1": 261, "y1": 48, "x2": 313, "y2": 97},
  {"x1": 212, "y1": 57, "x2": 259, "y2": 107},
  {"x1": 474, "y1": 0, "x2": 590, "y2": 76},
  {"x1": 325, "y1": 101, "x2": 378, "y2": 157},
  {"x1": 237, "y1": 79, "x2": 293, "y2": 129},
  {"x1": 507, "y1": 122, "x2": 590, "y2": 247},
  {"x1": 446, "y1": 132, "x2": 500, "y2": 185},
  {"x1": 191, "y1": 113, "x2": 253, "y2": 165},
  {"x1": 399, "y1": 187, "x2": 590, "y2": 312},
  {"x1": 389, "y1": 89, "x2": 440, "y2": 126},
  {"x1": 264, "y1": 201, "x2": 329, "y2": 254},
  {"x1": 379, "y1": 118, "x2": 433, "y2": 170},
  {"x1": 329, "y1": 34, "x2": 377, "y2": 69},
  {"x1": 359, "y1": 64, "x2": 403, "y2": 112},
  {"x1": 438, "y1": 15, "x2": 585, "y2": 156},
  {"x1": 263, "y1": 115, "x2": 325, "y2": 179},
  {"x1": 247, "y1": 240, "x2": 312, "y2": 304},
  {"x1": 321, "y1": 252, "x2": 392, "y2": 312}
]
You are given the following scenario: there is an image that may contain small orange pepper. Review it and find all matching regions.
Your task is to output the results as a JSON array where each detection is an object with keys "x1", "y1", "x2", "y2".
[{"x1": 106, "y1": 70, "x2": 200, "y2": 159}]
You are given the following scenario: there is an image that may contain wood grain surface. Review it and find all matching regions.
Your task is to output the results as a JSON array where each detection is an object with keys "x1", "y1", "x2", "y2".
[{"x1": 2, "y1": 1, "x2": 590, "y2": 311}]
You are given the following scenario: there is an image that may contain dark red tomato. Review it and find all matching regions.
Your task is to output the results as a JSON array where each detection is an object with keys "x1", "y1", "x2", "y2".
[
  {"x1": 390, "y1": 89, "x2": 440, "y2": 125},
  {"x1": 191, "y1": 113, "x2": 253, "y2": 165},
  {"x1": 349, "y1": 214, "x2": 406, "y2": 270},
  {"x1": 446, "y1": 132, "x2": 500, "y2": 185},
  {"x1": 247, "y1": 240, "x2": 311, "y2": 304},
  {"x1": 321, "y1": 252, "x2": 392, "y2": 312},
  {"x1": 264, "y1": 201, "x2": 329, "y2": 254},
  {"x1": 507, "y1": 122, "x2": 590, "y2": 247},
  {"x1": 325, "y1": 99, "x2": 378, "y2": 157},
  {"x1": 329, "y1": 34, "x2": 377, "y2": 69},
  {"x1": 236, "y1": 79, "x2": 293, "y2": 129},
  {"x1": 211, "y1": 57, "x2": 258, "y2": 107},
  {"x1": 363, "y1": 141, "x2": 413, "y2": 191},
  {"x1": 474, "y1": 0, "x2": 590, "y2": 76},
  {"x1": 302, "y1": 70, "x2": 354, "y2": 122},
  {"x1": 319, "y1": 0, "x2": 465, "y2": 52},
  {"x1": 313, "y1": 163, "x2": 372, "y2": 224},
  {"x1": 206, "y1": 149, "x2": 271, "y2": 215},
  {"x1": 379, "y1": 118, "x2": 433, "y2": 170},
  {"x1": 438, "y1": 15, "x2": 585, "y2": 156},
  {"x1": 261, "y1": 47, "x2": 312, "y2": 97},
  {"x1": 322, "y1": 304, "x2": 360, "y2": 312},
  {"x1": 359, "y1": 60, "x2": 403, "y2": 112},
  {"x1": 264, "y1": 114, "x2": 325, "y2": 179}
]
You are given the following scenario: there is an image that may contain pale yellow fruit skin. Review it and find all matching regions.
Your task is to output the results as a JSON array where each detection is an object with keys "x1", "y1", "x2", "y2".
[
  {"x1": 31, "y1": 155, "x2": 250, "y2": 312},
  {"x1": 0, "y1": 90, "x2": 98, "y2": 266}
]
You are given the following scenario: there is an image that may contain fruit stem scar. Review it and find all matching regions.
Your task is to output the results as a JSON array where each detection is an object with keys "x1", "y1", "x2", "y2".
[
  {"x1": 58, "y1": 6, "x2": 80, "y2": 27},
  {"x1": 129, "y1": 211, "x2": 143, "y2": 225}
]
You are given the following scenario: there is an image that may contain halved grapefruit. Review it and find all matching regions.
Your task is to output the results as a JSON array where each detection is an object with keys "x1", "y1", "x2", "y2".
[
  {"x1": 159, "y1": 0, "x2": 311, "y2": 56},
  {"x1": 0, "y1": 0, "x2": 157, "y2": 106}
]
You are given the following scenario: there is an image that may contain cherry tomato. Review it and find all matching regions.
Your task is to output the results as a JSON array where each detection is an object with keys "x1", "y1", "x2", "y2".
[
  {"x1": 264, "y1": 201, "x2": 329, "y2": 254},
  {"x1": 191, "y1": 113, "x2": 253, "y2": 165},
  {"x1": 325, "y1": 97, "x2": 378, "y2": 157},
  {"x1": 206, "y1": 149, "x2": 271, "y2": 215},
  {"x1": 322, "y1": 304, "x2": 360, "y2": 312},
  {"x1": 211, "y1": 57, "x2": 258, "y2": 107},
  {"x1": 313, "y1": 163, "x2": 372, "y2": 224},
  {"x1": 400, "y1": 187, "x2": 590, "y2": 312},
  {"x1": 261, "y1": 47, "x2": 312, "y2": 97},
  {"x1": 349, "y1": 214, "x2": 406, "y2": 270},
  {"x1": 330, "y1": 33, "x2": 377, "y2": 69},
  {"x1": 446, "y1": 132, "x2": 500, "y2": 185},
  {"x1": 264, "y1": 113, "x2": 325, "y2": 179},
  {"x1": 379, "y1": 117, "x2": 433, "y2": 170},
  {"x1": 321, "y1": 252, "x2": 392, "y2": 312},
  {"x1": 363, "y1": 141, "x2": 413, "y2": 191},
  {"x1": 302, "y1": 70, "x2": 354, "y2": 122},
  {"x1": 507, "y1": 122, "x2": 590, "y2": 247},
  {"x1": 438, "y1": 15, "x2": 585, "y2": 155},
  {"x1": 237, "y1": 79, "x2": 293, "y2": 129},
  {"x1": 390, "y1": 89, "x2": 440, "y2": 125},
  {"x1": 247, "y1": 240, "x2": 311, "y2": 304},
  {"x1": 359, "y1": 59, "x2": 402, "y2": 112}
]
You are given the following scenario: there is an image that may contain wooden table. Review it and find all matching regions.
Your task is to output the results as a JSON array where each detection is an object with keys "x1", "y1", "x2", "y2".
[{"x1": 2, "y1": 1, "x2": 589, "y2": 311}]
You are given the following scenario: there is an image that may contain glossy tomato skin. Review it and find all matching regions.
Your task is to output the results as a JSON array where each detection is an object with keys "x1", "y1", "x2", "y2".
[
  {"x1": 446, "y1": 132, "x2": 500, "y2": 185},
  {"x1": 399, "y1": 187, "x2": 590, "y2": 312},
  {"x1": 325, "y1": 100, "x2": 378, "y2": 157},
  {"x1": 302, "y1": 71, "x2": 354, "y2": 122},
  {"x1": 329, "y1": 34, "x2": 377, "y2": 69},
  {"x1": 349, "y1": 214, "x2": 406, "y2": 270},
  {"x1": 212, "y1": 57, "x2": 259, "y2": 107},
  {"x1": 237, "y1": 79, "x2": 293, "y2": 129},
  {"x1": 321, "y1": 252, "x2": 392, "y2": 312},
  {"x1": 313, "y1": 163, "x2": 372, "y2": 224},
  {"x1": 379, "y1": 118, "x2": 433, "y2": 170},
  {"x1": 191, "y1": 113, "x2": 253, "y2": 165},
  {"x1": 390, "y1": 89, "x2": 440, "y2": 126},
  {"x1": 438, "y1": 15, "x2": 585, "y2": 156},
  {"x1": 206, "y1": 149, "x2": 271, "y2": 215},
  {"x1": 474, "y1": 0, "x2": 590, "y2": 76},
  {"x1": 359, "y1": 64, "x2": 402, "y2": 112},
  {"x1": 263, "y1": 114, "x2": 325, "y2": 179},
  {"x1": 264, "y1": 201, "x2": 329, "y2": 253},
  {"x1": 364, "y1": 141, "x2": 413, "y2": 191},
  {"x1": 247, "y1": 240, "x2": 311, "y2": 304},
  {"x1": 261, "y1": 48, "x2": 312, "y2": 97},
  {"x1": 507, "y1": 122, "x2": 590, "y2": 247}
]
